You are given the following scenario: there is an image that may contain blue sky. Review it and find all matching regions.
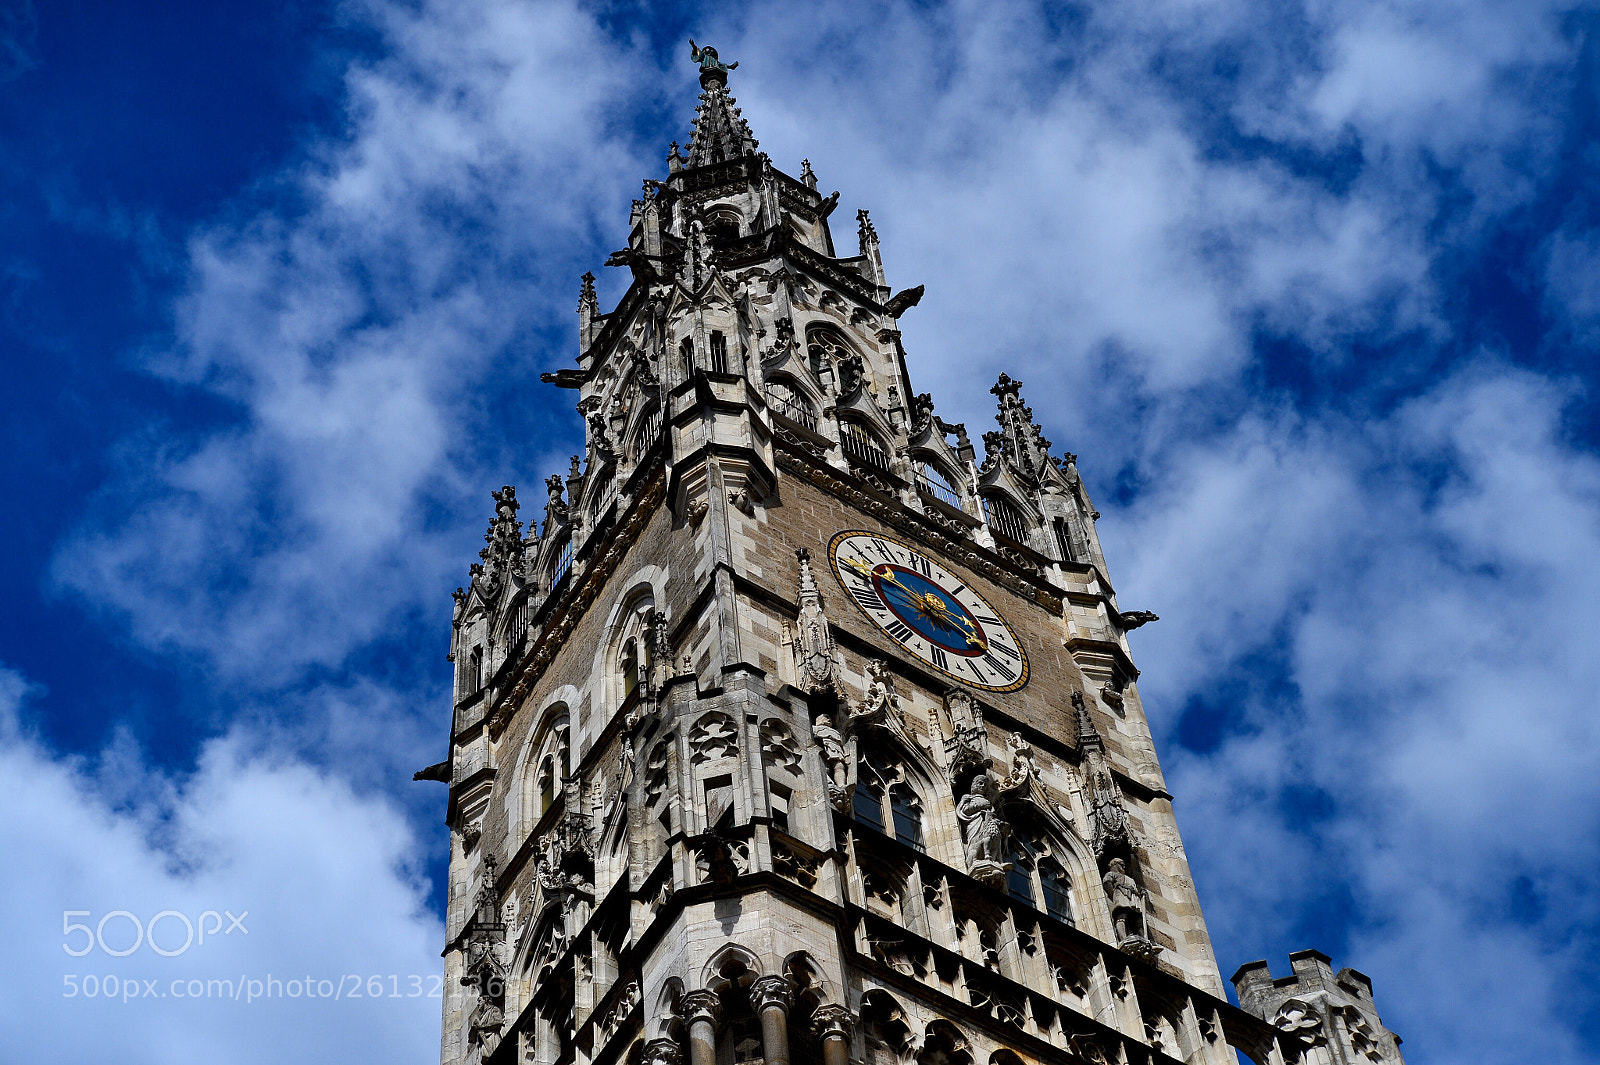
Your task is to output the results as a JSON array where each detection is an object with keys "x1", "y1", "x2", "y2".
[{"x1": 3, "y1": 1, "x2": 1599, "y2": 1061}]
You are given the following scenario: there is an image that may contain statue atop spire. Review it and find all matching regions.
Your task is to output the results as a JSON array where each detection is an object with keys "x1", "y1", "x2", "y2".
[
  {"x1": 685, "y1": 42, "x2": 758, "y2": 167},
  {"x1": 689, "y1": 40, "x2": 738, "y2": 88}
]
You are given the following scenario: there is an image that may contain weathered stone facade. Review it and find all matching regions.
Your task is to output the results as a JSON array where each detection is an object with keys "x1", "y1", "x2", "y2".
[{"x1": 422, "y1": 44, "x2": 1404, "y2": 1065}]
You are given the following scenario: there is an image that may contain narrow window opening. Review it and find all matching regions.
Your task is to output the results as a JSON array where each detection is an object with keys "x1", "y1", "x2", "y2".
[
  {"x1": 852, "y1": 777, "x2": 886, "y2": 835},
  {"x1": 889, "y1": 787, "x2": 925, "y2": 852},
  {"x1": 769, "y1": 781, "x2": 791, "y2": 835},
  {"x1": 1053, "y1": 517, "x2": 1076, "y2": 562},
  {"x1": 709, "y1": 330, "x2": 729, "y2": 374},
  {"x1": 679, "y1": 337, "x2": 695, "y2": 377},
  {"x1": 621, "y1": 640, "x2": 639, "y2": 701},
  {"x1": 704, "y1": 774, "x2": 735, "y2": 828},
  {"x1": 1040, "y1": 859, "x2": 1073, "y2": 925}
]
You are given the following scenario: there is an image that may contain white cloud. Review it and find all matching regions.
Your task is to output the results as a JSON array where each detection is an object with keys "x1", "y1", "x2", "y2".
[
  {"x1": 0, "y1": 667, "x2": 444, "y2": 1064},
  {"x1": 1123, "y1": 363, "x2": 1600, "y2": 1062}
]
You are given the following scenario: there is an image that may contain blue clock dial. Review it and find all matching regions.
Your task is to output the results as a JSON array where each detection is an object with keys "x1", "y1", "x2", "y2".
[{"x1": 828, "y1": 530, "x2": 1029, "y2": 693}]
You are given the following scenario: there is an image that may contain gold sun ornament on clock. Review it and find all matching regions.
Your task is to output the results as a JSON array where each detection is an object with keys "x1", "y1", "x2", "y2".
[{"x1": 828, "y1": 530, "x2": 1030, "y2": 693}]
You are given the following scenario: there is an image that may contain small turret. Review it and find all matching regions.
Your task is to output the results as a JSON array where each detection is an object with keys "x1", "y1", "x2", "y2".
[{"x1": 1233, "y1": 951, "x2": 1405, "y2": 1064}]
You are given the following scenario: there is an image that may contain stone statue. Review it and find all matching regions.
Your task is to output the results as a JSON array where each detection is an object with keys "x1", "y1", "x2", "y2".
[
  {"x1": 1102, "y1": 858, "x2": 1148, "y2": 942},
  {"x1": 468, "y1": 996, "x2": 505, "y2": 1057},
  {"x1": 689, "y1": 40, "x2": 738, "y2": 75},
  {"x1": 955, "y1": 775, "x2": 1007, "y2": 884},
  {"x1": 813, "y1": 713, "x2": 847, "y2": 788}
]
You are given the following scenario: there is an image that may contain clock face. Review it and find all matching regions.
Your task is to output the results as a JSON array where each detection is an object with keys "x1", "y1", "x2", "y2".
[{"x1": 828, "y1": 530, "x2": 1029, "y2": 693}]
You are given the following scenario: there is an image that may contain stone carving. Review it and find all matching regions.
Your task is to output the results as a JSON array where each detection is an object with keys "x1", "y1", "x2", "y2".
[
  {"x1": 793, "y1": 549, "x2": 841, "y2": 695},
  {"x1": 1272, "y1": 998, "x2": 1327, "y2": 1048},
  {"x1": 644, "y1": 738, "x2": 673, "y2": 807},
  {"x1": 1098, "y1": 681, "x2": 1124, "y2": 712},
  {"x1": 728, "y1": 486, "x2": 755, "y2": 514},
  {"x1": 955, "y1": 774, "x2": 1009, "y2": 886},
  {"x1": 750, "y1": 974, "x2": 793, "y2": 1014},
  {"x1": 998, "y1": 731, "x2": 1038, "y2": 792},
  {"x1": 695, "y1": 829, "x2": 749, "y2": 885},
  {"x1": 760, "y1": 719, "x2": 802, "y2": 774},
  {"x1": 1119, "y1": 610, "x2": 1158, "y2": 630},
  {"x1": 643, "y1": 1040, "x2": 682, "y2": 1065},
  {"x1": 856, "y1": 659, "x2": 901, "y2": 730},
  {"x1": 544, "y1": 474, "x2": 569, "y2": 528},
  {"x1": 812, "y1": 713, "x2": 848, "y2": 809},
  {"x1": 943, "y1": 689, "x2": 989, "y2": 782},
  {"x1": 811, "y1": 1003, "x2": 853, "y2": 1042},
  {"x1": 689, "y1": 711, "x2": 740, "y2": 763},
  {"x1": 467, "y1": 995, "x2": 505, "y2": 1058},
  {"x1": 1102, "y1": 858, "x2": 1157, "y2": 957},
  {"x1": 771, "y1": 838, "x2": 819, "y2": 888},
  {"x1": 686, "y1": 497, "x2": 709, "y2": 526},
  {"x1": 1073, "y1": 691, "x2": 1132, "y2": 859},
  {"x1": 1340, "y1": 1004, "x2": 1385, "y2": 1061}
]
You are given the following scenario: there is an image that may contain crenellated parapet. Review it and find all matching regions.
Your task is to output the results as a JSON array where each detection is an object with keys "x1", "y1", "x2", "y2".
[{"x1": 1233, "y1": 951, "x2": 1405, "y2": 1064}]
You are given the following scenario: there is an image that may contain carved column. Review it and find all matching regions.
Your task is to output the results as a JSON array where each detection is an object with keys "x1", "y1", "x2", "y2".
[
  {"x1": 684, "y1": 990, "x2": 723, "y2": 1065},
  {"x1": 811, "y1": 1004, "x2": 853, "y2": 1065},
  {"x1": 751, "y1": 975, "x2": 794, "y2": 1065}
]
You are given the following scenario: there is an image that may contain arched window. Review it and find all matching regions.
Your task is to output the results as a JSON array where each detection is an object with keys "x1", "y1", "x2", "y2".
[
  {"x1": 679, "y1": 337, "x2": 695, "y2": 377},
  {"x1": 1003, "y1": 830, "x2": 1076, "y2": 926},
  {"x1": 621, "y1": 640, "x2": 640, "y2": 700},
  {"x1": 538, "y1": 757, "x2": 557, "y2": 815},
  {"x1": 983, "y1": 493, "x2": 1029, "y2": 544},
  {"x1": 853, "y1": 749, "x2": 925, "y2": 851},
  {"x1": 764, "y1": 377, "x2": 818, "y2": 431},
  {"x1": 840, "y1": 419, "x2": 891, "y2": 471},
  {"x1": 633, "y1": 405, "x2": 663, "y2": 461},
  {"x1": 705, "y1": 210, "x2": 740, "y2": 248},
  {"x1": 551, "y1": 536, "x2": 574, "y2": 587},
  {"x1": 915, "y1": 457, "x2": 961, "y2": 508},
  {"x1": 1052, "y1": 516, "x2": 1076, "y2": 562},
  {"x1": 807, "y1": 329, "x2": 847, "y2": 378}
]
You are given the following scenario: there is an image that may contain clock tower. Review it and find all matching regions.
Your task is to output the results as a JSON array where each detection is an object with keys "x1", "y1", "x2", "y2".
[{"x1": 424, "y1": 44, "x2": 1406, "y2": 1065}]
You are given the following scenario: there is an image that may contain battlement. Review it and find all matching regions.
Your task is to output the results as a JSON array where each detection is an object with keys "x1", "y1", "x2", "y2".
[{"x1": 1232, "y1": 951, "x2": 1404, "y2": 1063}]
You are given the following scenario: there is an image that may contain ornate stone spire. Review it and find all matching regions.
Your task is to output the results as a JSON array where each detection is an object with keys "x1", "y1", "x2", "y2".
[
  {"x1": 685, "y1": 41, "x2": 758, "y2": 167},
  {"x1": 986, "y1": 373, "x2": 1054, "y2": 483},
  {"x1": 477, "y1": 486, "x2": 525, "y2": 595}
]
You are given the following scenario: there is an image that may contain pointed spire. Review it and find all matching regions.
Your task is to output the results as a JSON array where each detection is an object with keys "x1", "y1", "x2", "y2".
[
  {"x1": 800, "y1": 158, "x2": 817, "y2": 190},
  {"x1": 987, "y1": 373, "x2": 1054, "y2": 482},
  {"x1": 685, "y1": 41, "x2": 758, "y2": 168},
  {"x1": 578, "y1": 271, "x2": 598, "y2": 353}
]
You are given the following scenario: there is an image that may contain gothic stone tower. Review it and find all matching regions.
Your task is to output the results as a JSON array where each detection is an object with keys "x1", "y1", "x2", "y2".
[{"x1": 423, "y1": 44, "x2": 1406, "y2": 1065}]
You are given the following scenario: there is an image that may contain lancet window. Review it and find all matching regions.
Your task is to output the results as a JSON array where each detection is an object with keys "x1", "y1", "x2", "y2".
[
  {"x1": 915, "y1": 456, "x2": 962, "y2": 508},
  {"x1": 852, "y1": 749, "x2": 925, "y2": 852},
  {"x1": 764, "y1": 377, "x2": 818, "y2": 431},
  {"x1": 840, "y1": 419, "x2": 892, "y2": 472},
  {"x1": 982, "y1": 493, "x2": 1029, "y2": 545}
]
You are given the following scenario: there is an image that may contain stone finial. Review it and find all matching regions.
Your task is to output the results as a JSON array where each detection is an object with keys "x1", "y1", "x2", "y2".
[
  {"x1": 800, "y1": 158, "x2": 817, "y2": 189},
  {"x1": 857, "y1": 208, "x2": 879, "y2": 248}
]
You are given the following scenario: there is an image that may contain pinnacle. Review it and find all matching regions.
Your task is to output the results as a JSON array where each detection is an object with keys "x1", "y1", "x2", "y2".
[{"x1": 684, "y1": 41, "x2": 758, "y2": 169}]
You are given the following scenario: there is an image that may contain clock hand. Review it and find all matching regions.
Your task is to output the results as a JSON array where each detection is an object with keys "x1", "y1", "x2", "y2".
[{"x1": 846, "y1": 557, "x2": 987, "y2": 649}]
